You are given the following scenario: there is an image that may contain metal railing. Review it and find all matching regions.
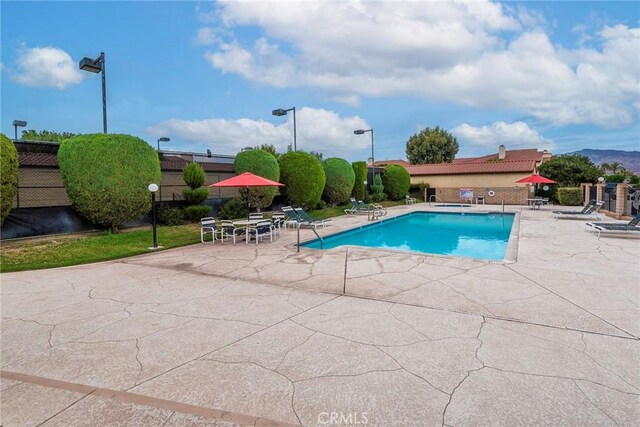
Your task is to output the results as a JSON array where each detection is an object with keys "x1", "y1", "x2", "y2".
[{"x1": 428, "y1": 194, "x2": 443, "y2": 205}]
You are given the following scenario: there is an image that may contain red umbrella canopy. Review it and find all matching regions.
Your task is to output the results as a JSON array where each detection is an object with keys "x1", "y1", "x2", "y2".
[
  {"x1": 516, "y1": 174, "x2": 556, "y2": 184},
  {"x1": 209, "y1": 172, "x2": 284, "y2": 187}
]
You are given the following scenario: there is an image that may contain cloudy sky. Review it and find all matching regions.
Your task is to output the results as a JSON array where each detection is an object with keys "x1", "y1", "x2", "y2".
[{"x1": 1, "y1": 1, "x2": 638, "y2": 161}]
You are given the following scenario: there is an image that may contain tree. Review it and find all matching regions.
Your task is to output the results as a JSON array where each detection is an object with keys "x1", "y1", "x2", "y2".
[
  {"x1": 1, "y1": 134, "x2": 18, "y2": 225},
  {"x1": 351, "y1": 161, "x2": 368, "y2": 201},
  {"x1": 537, "y1": 155, "x2": 601, "y2": 187},
  {"x1": 58, "y1": 134, "x2": 161, "y2": 232},
  {"x1": 609, "y1": 162, "x2": 622, "y2": 174},
  {"x1": 406, "y1": 126, "x2": 459, "y2": 164},
  {"x1": 234, "y1": 149, "x2": 280, "y2": 211},
  {"x1": 600, "y1": 163, "x2": 611, "y2": 174},
  {"x1": 253, "y1": 144, "x2": 278, "y2": 158},
  {"x1": 382, "y1": 165, "x2": 410, "y2": 200},
  {"x1": 182, "y1": 162, "x2": 211, "y2": 221},
  {"x1": 21, "y1": 129, "x2": 78, "y2": 142},
  {"x1": 371, "y1": 174, "x2": 385, "y2": 202},
  {"x1": 279, "y1": 151, "x2": 325, "y2": 209},
  {"x1": 322, "y1": 158, "x2": 355, "y2": 206}
]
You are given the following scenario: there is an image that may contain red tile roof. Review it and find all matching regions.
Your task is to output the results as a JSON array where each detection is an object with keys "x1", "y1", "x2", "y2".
[
  {"x1": 373, "y1": 159, "x2": 410, "y2": 167},
  {"x1": 406, "y1": 160, "x2": 537, "y2": 175}
]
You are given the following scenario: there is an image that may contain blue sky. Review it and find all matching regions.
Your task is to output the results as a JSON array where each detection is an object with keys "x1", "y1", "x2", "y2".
[{"x1": 2, "y1": 1, "x2": 639, "y2": 162}]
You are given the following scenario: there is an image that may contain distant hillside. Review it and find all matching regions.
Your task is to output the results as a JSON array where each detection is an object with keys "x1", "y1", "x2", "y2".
[{"x1": 564, "y1": 149, "x2": 640, "y2": 175}]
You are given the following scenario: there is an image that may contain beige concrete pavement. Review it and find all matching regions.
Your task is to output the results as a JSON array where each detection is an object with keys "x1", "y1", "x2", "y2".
[{"x1": 1, "y1": 203, "x2": 639, "y2": 426}]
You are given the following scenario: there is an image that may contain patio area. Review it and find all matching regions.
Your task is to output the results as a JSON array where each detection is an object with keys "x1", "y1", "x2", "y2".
[{"x1": 1, "y1": 204, "x2": 639, "y2": 426}]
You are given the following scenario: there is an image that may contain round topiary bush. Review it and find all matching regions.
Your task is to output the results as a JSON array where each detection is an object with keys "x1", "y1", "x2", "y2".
[
  {"x1": 0, "y1": 134, "x2": 18, "y2": 225},
  {"x1": 58, "y1": 134, "x2": 161, "y2": 232},
  {"x1": 382, "y1": 165, "x2": 410, "y2": 200},
  {"x1": 183, "y1": 205, "x2": 212, "y2": 222},
  {"x1": 183, "y1": 162, "x2": 206, "y2": 188},
  {"x1": 279, "y1": 151, "x2": 325, "y2": 209},
  {"x1": 234, "y1": 149, "x2": 280, "y2": 210},
  {"x1": 351, "y1": 161, "x2": 368, "y2": 201},
  {"x1": 322, "y1": 157, "x2": 355, "y2": 206}
]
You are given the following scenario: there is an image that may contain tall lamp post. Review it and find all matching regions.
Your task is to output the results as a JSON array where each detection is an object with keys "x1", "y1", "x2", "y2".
[
  {"x1": 354, "y1": 128, "x2": 374, "y2": 179},
  {"x1": 272, "y1": 107, "x2": 296, "y2": 151},
  {"x1": 157, "y1": 137, "x2": 170, "y2": 151},
  {"x1": 12, "y1": 120, "x2": 27, "y2": 142},
  {"x1": 147, "y1": 183, "x2": 160, "y2": 250},
  {"x1": 79, "y1": 52, "x2": 107, "y2": 133}
]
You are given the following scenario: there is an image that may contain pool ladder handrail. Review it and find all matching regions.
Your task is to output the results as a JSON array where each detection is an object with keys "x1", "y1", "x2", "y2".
[
  {"x1": 296, "y1": 222, "x2": 323, "y2": 252},
  {"x1": 429, "y1": 194, "x2": 443, "y2": 206}
]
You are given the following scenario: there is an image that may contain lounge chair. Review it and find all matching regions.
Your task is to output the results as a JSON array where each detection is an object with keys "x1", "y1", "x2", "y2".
[
  {"x1": 585, "y1": 212, "x2": 640, "y2": 238},
  {"x1": 344, "y1": 198, "x2": 361, "y2": 214},
  {"x1": 359, "y1": 200, "x2": 387, "y2": 216},
  {"x1": 294, "y1": 207, "x2": 333, "y2": 228},
  {"x1": 553, "y1": 200, "x2": 604, "y2": 220},
  {"x1": 282, "y1": 206, "x2": 304, "y2": 229}
]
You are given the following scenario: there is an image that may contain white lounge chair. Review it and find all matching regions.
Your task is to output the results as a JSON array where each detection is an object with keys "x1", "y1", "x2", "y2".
[
  {"x1": 553, "y1": 200, "x2": 604, "y2": 220},
  {"x1": 585, "y1": 212, "x2": 640, "y2": 239}
]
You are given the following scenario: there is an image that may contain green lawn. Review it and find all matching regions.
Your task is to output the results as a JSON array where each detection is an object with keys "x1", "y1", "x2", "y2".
[
  {"x1": 0, "y1": 200, "x2": 411, "y2": 273},
  {"x1": 1, "y1": 223, "x2": 201, "y2": 273}
]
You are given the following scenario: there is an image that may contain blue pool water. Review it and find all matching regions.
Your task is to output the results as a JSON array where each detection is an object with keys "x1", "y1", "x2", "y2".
[{"x1": 303, "y1": 212, "x2": 514, "y2": 260}]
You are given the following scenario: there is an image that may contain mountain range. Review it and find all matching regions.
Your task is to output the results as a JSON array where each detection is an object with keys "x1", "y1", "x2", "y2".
[{"x1": 565, "y1": 149, "x2": 640, "y2": 175}]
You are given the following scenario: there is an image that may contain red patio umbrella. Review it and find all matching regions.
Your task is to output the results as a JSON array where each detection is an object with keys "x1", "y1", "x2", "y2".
[
  {"x1": 516, "y1": 174, "x2": 556, "y2": 184},
  {"x1": 210, "y1": 172, "x2": 284, "y2": 219}
]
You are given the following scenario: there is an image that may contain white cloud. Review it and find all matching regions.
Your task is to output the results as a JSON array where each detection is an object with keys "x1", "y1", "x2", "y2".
[
  {"x1": 200, "y1": 1, "x2": 639, "y2": 128},
  {"x1": 146, "y1": 107, "x2": 371, "y2": 157},
  {"x1": 14, "y1": 46, "x2": 84, "y2": 89},
  {"x1": 194, "y1": 27, "x2": 218, "y2": 45},
  {"x1": 453, "y1": 121, "x2": 555, "y2": 152}
]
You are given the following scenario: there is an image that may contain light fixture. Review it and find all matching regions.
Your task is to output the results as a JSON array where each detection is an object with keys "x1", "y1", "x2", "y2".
[
  {"x1": 272, "y1": 106, "x2": 297, "y2": 151},
  {"x1": 79, "y1": 52, "x2": 107, "y2": 133},
  {"x1": 12, "y1": 120, "x2": 27, "y2": 141},
  {"x1": 147, "y1": 183, "x2": 160, "y2": 250},
  {"x1": 157, "y1": 137, "x2": 170, "y2": 151},
  {"x1": 598, "y1": 176, "x2": 605, "y2": 183},
  {"x1": 354, "y1": 128, "x2": 374, "y2": 170},
  {"x1": 207, "y1": 149, "x2": 212, "y2": 158}
]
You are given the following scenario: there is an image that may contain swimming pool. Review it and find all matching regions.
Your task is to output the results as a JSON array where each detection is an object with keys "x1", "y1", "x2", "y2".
[{"x1": 303, "y1": 211, "x2": 515, "y2": 260}]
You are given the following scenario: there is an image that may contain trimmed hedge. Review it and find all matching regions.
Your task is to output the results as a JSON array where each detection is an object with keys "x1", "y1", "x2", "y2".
[
  {"x1": 182, "y1": 188, "x2": 209, "y2": 204},
  {"x1": 156, "y1": 204, "x2": 184, "y2": 226},
  {"x1": 234, "y1": 149, "x2": 280, "y2": 210},
  {"x1": 183, "y1": 205, "x2": 212, "y2": 222},
  {"x1": 0, "y1": 134, "x2": 18, "y2": 225},
  {"x1": 279, "y1": 151, "x2": 326, "y2": 209},
  {"x1": 58, "y1": 134, "x2": 161, "y2": 232},
  {"x1": 322, "y1": 157, "x2": 355, "y2": 206},
  {"x1": 352, "y1": 161, "x2": 367, "y2": 200},
  {"x1": 382, "y1": 165, "x2": 410, "y2": 201},
  {"x1": 217, "y1": 197, "x2": 248, "y2": 220},
  {"x1": 556, "y1": 187, "x2": 582, "y2": 206}
]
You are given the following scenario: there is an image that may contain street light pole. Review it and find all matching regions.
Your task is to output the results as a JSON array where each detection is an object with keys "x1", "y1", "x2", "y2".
[
  {"x1": 79, "y1": 52, "x2": 107, "y2": 133},
  {"x1": 354, "y1": 127, "x2": 374, "y2": 173},
  {"x1": 157, "y1": 137, "x2": 170, "y2": 151},
  {"x1": 272, "y1": 106, "x2": 297, "y2": 151},
  {"x1": 12, "y1": 120, "x2": 27, "y2": 142}
]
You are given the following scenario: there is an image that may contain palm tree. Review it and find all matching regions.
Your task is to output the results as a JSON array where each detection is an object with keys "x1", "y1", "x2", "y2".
[
  {"x1": 601, "y1": 162, "x2": 611, "y2": 174},
  {"x1": 609, "y1": 162, "x2": 622, "y2": 174}
]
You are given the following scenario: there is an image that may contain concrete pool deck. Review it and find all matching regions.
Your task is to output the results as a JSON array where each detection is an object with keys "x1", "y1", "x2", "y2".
[{"x1": 1, "y1": 203, "x2": 639, "y2": 426}]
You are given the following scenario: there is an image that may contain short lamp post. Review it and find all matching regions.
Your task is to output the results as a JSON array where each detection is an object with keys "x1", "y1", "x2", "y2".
[
  {"x1": 148, "y1": 183, "x2": 160, "y2": 250},
  {"x1": 272, "y1": 107, "x2": 296, "y2": 151},
  {"x1": 12, "y1": 120, "x2": 27, "y2": 142},
  {"x1": 79, "y1": 52, "x2": 107, "y2": 133},
  {"x1": 157, "y1": 137, "x2": 170, "y2": 151}
]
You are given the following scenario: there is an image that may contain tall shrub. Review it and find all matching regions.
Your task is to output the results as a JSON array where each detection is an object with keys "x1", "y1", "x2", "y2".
[
  {"x1": 279, "y1": 151, "x2": 325, "y2": 209},
  {"x1": 556, "y1": 187, "x2": 582, "y2": 206},
  {"x1": 322, "y1": 157, "x2": 355, "y2": 206},
  {"x1": 0, "y1": 134, "x2": 18, "y2": 225},
  {"x1": 371, "y1": 174, "x2": 385, "y2": 202},
  {"x1": 382, "y1": 165, "x2": 410, "y2": 201},
  {"x1": 234, "y1": 149, "x2": 280, "y2": 210},
  {"x1": 182, "y1": 162, "x2": 209, "y2": 204},
  {"x1": 58, "y1": 134, "x2": 161, "y2": 232},
  {"x1": 352, "y1": 161, "x2": 368, "y2": 201}
]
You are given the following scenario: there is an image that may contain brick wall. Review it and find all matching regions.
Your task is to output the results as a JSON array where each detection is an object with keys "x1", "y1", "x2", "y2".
[{"x1": 435, "y1": 187, "x2": 529, "y2": 205}]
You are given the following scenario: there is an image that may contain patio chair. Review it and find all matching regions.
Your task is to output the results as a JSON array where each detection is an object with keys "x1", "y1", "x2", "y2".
[
  {"x1": 585, "y1": 212, "x2": 640, "y2": 239},
  {"x1": 553, "y1": 200, "x2": 604, "y2": 220},
  {"x1": 219, "y1": 220, "x2": 245, "y2": 244},
  {"x1": 294, "y1": 207, "x2": 333, "y2": 228},
  {"x1": 406, "y1": 195, "x2": 416, "y2": 205},
  {"x1": 271, "y1": 212, "x2": 286, "y2": 235},
  {"x1": 200, "y1": 217, "x2": 220, "y2": 243},
  {"x1": 249, "y1": 212, "x2": 264, "y2": 220},
  {"x1": 247, "y1": 220, "x2": 273, "y2": 245}
]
